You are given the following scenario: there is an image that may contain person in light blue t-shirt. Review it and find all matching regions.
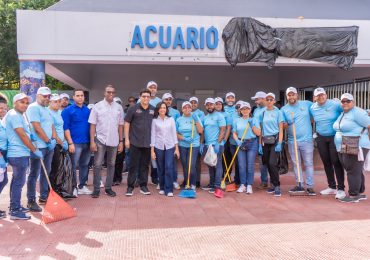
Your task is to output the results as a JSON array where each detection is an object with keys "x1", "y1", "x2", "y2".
[
  {"x1": 176, "y1": 101, "x2": 203, "y2": 188},
  {"x1": 333, "y1": 93, "x2": 370, "y2": 203},
  {"x1": 0, "y1": 100, "x2": 8, "y2": 219},
  {"x1": 310, "y1": 88, "x2": 345, "y2": 199},
  {"x1": 201, "y1": 98, "x2": 226, "y2": 194},
  {"x1": 281, "y1": 87, "x2": 316, "y2": 196}
]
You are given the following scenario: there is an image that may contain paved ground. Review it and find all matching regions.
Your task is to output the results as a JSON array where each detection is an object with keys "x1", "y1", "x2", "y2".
[{"x1": 1, "y1": 165, "x2": 370, "y2": 259}]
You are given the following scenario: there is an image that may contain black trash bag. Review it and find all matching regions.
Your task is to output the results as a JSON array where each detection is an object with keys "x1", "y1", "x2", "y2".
[
  {"x1": 50, "y1": 147, "x2": 74, "y2": 198},
  {"x1": 278, "y1": 143, "x2": 289, "y2": 175},
  {"x1": 222, "y1": 17, "x2": 359, "y2": 70}
]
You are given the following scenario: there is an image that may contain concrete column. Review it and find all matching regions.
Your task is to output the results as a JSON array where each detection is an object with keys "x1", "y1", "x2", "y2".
[{"x1": 19, "y1": 60, "x2": 45, "y2": 102}]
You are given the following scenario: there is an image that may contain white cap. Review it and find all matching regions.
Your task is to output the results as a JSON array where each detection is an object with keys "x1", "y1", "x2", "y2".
[
  {"x1": 182, "y1": 101, "x2": 192, "y2": 108},
  {"x1": 113, "y1": 97, "x2": 122, "y2": 104},
  {"x1": 235, "y1": 100, "x2": 244, "y2": 106},
  {"x1": 13, "y1": 93, "x2": 32, "y2": 104},
  {"x1": 87, "y1": 104, "x2": 94, "y2": 109},
  {"x1": 162, "y1": 93, "x2": 173, "y2": 100},
  {"x1": 204, "y1": 98, "x2": 215, "y2": 105},
  {"x1": 37, "y1": 86, "x2": 51, "y2": 95},
  {"x1": 60, "y1": 93, "x2": 70, "y2": 100},
  {"x1": 50, "y1": 94, "x2": 61, "y2": 101},
  {"x1": 240, "y1": 102, "x2": 251, "y2": 109},
  {"x1": 340, "y1": 93, "x2": 354, "y2": 101},
  {"x1": 314, "y1": 88, "x2": 326, "y2": 97},
  {"x1": 266, "y1": 92, "x2": 276, "y2": 99},
  {"x1": 147, "y1": 81, "x2": 158, "y2": 89},
  {"x1": 251, "y1": 91, "x2": 267, "y2": 100},
  {"x1": 189, "y1": 97, "x2": 198, "y2": 103},
  {"x1": 225, "y1": 92, "x2": 235, "y2": 98},
  {"x1": 215, "y1": 97, "x2": 223, "y2": 104},
  {"x1": 286, "y1": 87, "x2": 298, "y2": 95}
]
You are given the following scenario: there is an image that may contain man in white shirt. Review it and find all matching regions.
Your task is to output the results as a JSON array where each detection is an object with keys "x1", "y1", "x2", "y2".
[{"x1": 89, "y1": 85, "x2": 124, "y2": 198}]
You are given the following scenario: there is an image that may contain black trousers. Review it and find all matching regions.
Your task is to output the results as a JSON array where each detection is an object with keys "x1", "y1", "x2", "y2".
[
  {"x1": 316, "y1": 135, "x2": 345, "y2": 190},
  {"x1": 196, "y1": 153, "x2": 202, "y2": 183},
  {"x1": 262, "y1": 143, "x2": 280, "y2": 187},
  {"x1": 127, "y1": 144, "x2": 151, "y2": 189},
  {"x1": 113, "y1": 150, "x2": 125, "y2": 183},
  {"x1": 339, "y1": 148, "x2": 368, "y2": 196}
]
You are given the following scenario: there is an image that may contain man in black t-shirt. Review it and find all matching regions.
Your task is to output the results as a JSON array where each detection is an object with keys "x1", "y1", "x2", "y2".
[{"x1": 124, "y1": 89, "x2": 155, "y2": 196}]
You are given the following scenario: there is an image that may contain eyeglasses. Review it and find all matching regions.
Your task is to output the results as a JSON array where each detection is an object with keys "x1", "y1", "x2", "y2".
[
  {"x1": 341, "y1": 100, "x2": 352, "y2": 104},
  {"x1": 141, "y1": 95, "x2": 150, "y2": 98},
  {"x1": 42, "y1": 95, "x2": 51, "y2": 99},
  {"x1": 266, "y1": 98, "x2": 274, "y2": 102}
]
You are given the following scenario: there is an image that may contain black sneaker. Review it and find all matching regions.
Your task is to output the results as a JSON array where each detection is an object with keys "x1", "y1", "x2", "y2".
[
  {"x1": 140, "y1": 186, "x2": 151, "y2": 195},
  {"x1": 289, "y1": 186, "x2": 305, "y2": 193},
  {"x1": 91, "y1": 190, "x2": 100, "y2": 198},
  {"x1": 306, "y1": 188, "x2": 317, "y2": 196},
  {"x1": 0, "y1": 210, "x2": 6, "y2": 219},
  {"x1": 18, "y1": 206, "x2": 30, "y2": 213},
  {"x1": 38, "y1": 198, "x2": 47, "y2": 205},
  {"x1": 266, "y1": 187, "x2": 275, "y2": 194},
  {"x1": 10, "y1": 210, "x2": 31, "y2": 220},
  {"x1": 126, "y1": 187, "x2": 134, "y2": 196},
  {"x1": 208, "y1": 188, "x2": 215, "y2": 194},
  {"x1": 105, "y1": 189, "x2": 116, "y2": 197},
  {"x1": 358, "y1": 194, "x2": 367, "y2": 201},
  {"x1": 339, "y1": 196, "x2": 360, "y2": 203},
  {"x1": 27, "y1": 201, "x2": 42, "y2": 212},
  {"x1": 202, "y1": 184, "x2": 212, "y2": 191}
]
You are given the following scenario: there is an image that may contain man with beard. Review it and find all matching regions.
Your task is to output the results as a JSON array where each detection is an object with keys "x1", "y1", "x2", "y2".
[{"x1": 60, "y1": 93, "x2": 70, "y2": 110}]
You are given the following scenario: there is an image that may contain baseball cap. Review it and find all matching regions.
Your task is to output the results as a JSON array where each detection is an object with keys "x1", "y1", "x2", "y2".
[
  {"x1": 182, "y1": 101, "x2": 192, "y2": 108},
  {"x1": 147, "y1": 81, "x2": 158, "y2": 89},
  {"x1": 37, "y1": 87, "x2": 51, "y2": 95},
  {"x1": 266, "y1": 93, "x2": 276, "y2": 99},
  {"x1": 13, "y1": 93, "x2": 32, "y2": 104},
  {"x1": 189, "y1": 97, "x2": 199, "y2": 103},
  {"x1": 314, "y1": 88, "x2": 326, "y2": 97},
  {"x1": 251, "y1": 91, "x2": 267, "y2": 100},
  {"x1": 215, "y1": 97, "x2": 223, "y2": 104},
  {"x1": 340, "y1": 93, "x2": 354, "y2": 101},
  {"x1": 162, "y1": 93, "x2": 173, "y2": 100},
  {"x1": 50, "y1": 94, "x2": 61, "y2": 101},
  {"x1": 60, "y1": 93, "x2": 70, "y2": 100},
  {"x1": 225, "y1": 92, "x2": 235, "y2": 98},
  {"x1": 204, "y1": 98, "x2": 215, "y2": 105},
  {"x1": 235, "y1": 100, "x2": 244, "y2": 107},
  {"x1": 240, "y1": 102, "x2": 251, "y2": 109},
  {"x1": 286, "y1": 87, "x2": 298, "y2": 95},
  {"x1": 113, "y1": 97, "x2": 122, "y2": 104}
]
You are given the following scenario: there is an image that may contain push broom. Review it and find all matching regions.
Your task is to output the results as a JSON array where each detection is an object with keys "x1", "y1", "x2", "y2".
[
  {"x1": 178, "y1": 120, "x2": 196, "y2": 199},
  {"x1": 222, "y1": 154, "x2": 237, "y2": 192}
]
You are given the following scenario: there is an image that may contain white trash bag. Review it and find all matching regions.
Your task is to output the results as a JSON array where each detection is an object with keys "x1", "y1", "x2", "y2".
[
  {"x1": 364, "y1": 150, "x2": 370, "y2": 171},
  {"x1": 204, "y1": 145, "x2": 217, "y2": 167},
  {"x1": 358, "y1": 147, "x2": 364, "y2": 161}
]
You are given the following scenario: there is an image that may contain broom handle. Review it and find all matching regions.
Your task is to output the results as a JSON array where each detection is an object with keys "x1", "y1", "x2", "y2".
[
  {"x1": 186, "y1": 120, "x2": 195, "y2": 188},
  {"x1": 222, "y1": 122, "x2": 250, "y2": 183},
  {"x1": 290, "y1": 112, "x2": 302, "y2": 184},
  {"x1": 222, "y1": 153, "x2": 232, "y2": 183}
]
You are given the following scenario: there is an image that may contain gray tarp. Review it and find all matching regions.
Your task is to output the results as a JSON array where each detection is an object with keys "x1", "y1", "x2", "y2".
[{"x1": 222, "y1": 17, "x2": 359, "y2": 70}]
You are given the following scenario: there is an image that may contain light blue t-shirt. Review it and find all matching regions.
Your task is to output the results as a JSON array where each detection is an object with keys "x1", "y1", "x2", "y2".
[
  {"x1": 333, "y1": 107, "x2": 370, "y2": 150},
  {"x1": 232, "y1": 117, "x2": 257, "y2": 140},
  {"x1": 169, "y1": 107, "x2": 180, "y2": 122},
  {"x1": 193, "y1": 109, "x2": 205, "y2": 122},
  {"x1": 202, "y1": 112, "x2": 226, "y2": 146},
  {"x1": 224, "y1": 105, "x2": 238, "y2": 119},
  {"x1": 176, "y1": 115, "x2": 201, "y2": 148},
  {"x1": 50, "y1": 109, "x2": 64, "y2": 141},
  {"x1": 228, "y1": 111, "x2": 240, "y2": 145},
  {"x1": 0, "y1": 120, "x2": 7, "y2": 151},
  {"x1": 26, "y1": 102, "x2": 54, "y2": 149},
  {"x1": 259, "y1": 107, "x2": 284, "y2": 136},
  {"x1": 281, "y1": 100, "x2": 313, "y2": 143},
  {"x1": 310, "y1": 99, "x2": 342, "y2": 136},
  {"x1": 5, "y1": 109, "x2": 31, "y2": 157}
]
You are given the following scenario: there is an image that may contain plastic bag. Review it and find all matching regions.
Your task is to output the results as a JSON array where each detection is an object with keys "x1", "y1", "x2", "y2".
[
  {"x1": 364, "y1": 151, "x2": 370, "y2": 171},
  {"x1": 277, "y1": 143, "x2": 289, "y2": 175},
  {"x1": 50, "y1": 147, "x2": 74, "y2": 198},
  {"x1": 204, "y1": 145, "x2": 217, "y2": 167},
  {"x1": 358, "y1": 147, "x2": 364, "y2": 161}
]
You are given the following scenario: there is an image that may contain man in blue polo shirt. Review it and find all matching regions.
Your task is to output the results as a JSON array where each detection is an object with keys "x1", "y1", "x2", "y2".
[
  {"x1": 281, "y1": 87, "x2": 316, "y2": 196},
  {"x1": 310, "y1": 88, "x2": 344, "y2": 199},
  {"x1": 62, "y1": 89, "x2": 91, "y2": 196}
]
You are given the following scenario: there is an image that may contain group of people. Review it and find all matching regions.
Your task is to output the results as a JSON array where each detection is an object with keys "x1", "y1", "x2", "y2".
[{"x1": 0, "y1": 80, "x2": 369, "y2": 221}]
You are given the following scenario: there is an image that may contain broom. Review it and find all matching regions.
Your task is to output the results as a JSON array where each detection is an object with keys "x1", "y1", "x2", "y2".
[
  {"x1": 178, "y1": 119, "x2": 196, "y2": 199},
  {"x1": 25, "y1": 115, "x2": 77, "y2": 223},
  {"x1": 222, "y1": 154, "x2": 237, "y2": 192}
]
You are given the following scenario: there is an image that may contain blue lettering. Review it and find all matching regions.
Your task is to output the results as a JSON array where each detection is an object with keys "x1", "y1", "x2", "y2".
[
  {"x1": 199, "y1": 27, "x2": 205, "y2": 49},
  {"x1": 186, "y1": 27, "x2": 199, "y2": 49},
  {"x1": 145, "y1": 25, "x2": 157, "y2": 48},
  {"x1": 206, "y1": 26, "x2": 218, "y2": 49},
  {"x1": 173, "y1": 27, "x2": 185, "y2": 49},
  {"x1": 159, "y1": 26, "x2": 171, "y2": 49},
  {"x1": 131, "y1": 25, "x2": 144, "y2": 48}
]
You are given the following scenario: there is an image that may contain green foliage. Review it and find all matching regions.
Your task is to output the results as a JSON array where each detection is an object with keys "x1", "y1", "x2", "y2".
[{"x1": 0, "y1": 0, "x2": 72, "y2": 90}]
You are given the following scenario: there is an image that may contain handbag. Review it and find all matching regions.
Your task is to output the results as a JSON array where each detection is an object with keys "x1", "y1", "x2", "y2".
[{"x1": 338, "y1": 114, "x2": 363, "y2": 155}]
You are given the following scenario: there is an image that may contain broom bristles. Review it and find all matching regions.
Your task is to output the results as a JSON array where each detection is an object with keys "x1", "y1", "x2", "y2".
[{"x1": 42, "y1": 189, "x2": 76, "y2": 224}]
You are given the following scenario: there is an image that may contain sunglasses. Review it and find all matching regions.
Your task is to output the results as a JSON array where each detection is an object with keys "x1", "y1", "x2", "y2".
[
  {"x1": 42, "y1": 94, "x2": 51, "y2": 98},
  {"x1": 341, "y1": 100, "x2": 352, "y2": 104},
  {"x1": 266, "y1": 98, "x2": 274, "y2": 102}
]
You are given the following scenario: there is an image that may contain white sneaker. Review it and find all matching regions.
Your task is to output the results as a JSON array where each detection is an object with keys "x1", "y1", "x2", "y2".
[
  {"x1": 237, "y1": 184, "x2": 246, "y2": 193},
  {"x1": 78, "y1": 186, "x2": 92, "y2": 195},
  {"x1": 156, "y1": 184, "x2": 160, "y2": 190},
  {"x1": 173, "y1": 182, "x2": 180, "y2": 190},
  {"x1": 320, "y1": 187, "x2": 337, "y2": 195},
  {"x1": 191, "y1": 185, "x2": 196, "y2": 190},
  {"x1": 100, "y1": 181, "x2": 104, "y2": 188},
  {"x1": 73, "y1": 188, "x2": 78, "y2": 198},
  {"x1": 167, "y1": 192, "x2": 174, "y2": 197},
  {"x1": 246, "y1": 185, "x2": 253, "y2": 194},
  {"x1": 159, "y1": 190, "x2": 165, "y2": 195},
  {"x1": 335, "y1": 190, "x2": 346, "y2": 199}
]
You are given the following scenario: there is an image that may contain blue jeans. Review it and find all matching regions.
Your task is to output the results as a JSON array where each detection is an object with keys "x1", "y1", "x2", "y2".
[
  {"x1": 237, "y1": 138, "x2": 258, "y2": 185},
  {"x1": 27, "y1": 148, "x2": 54, "y2": 201},
  {"x1": 206, "y1": 145, "x2": 224, "y2": 188},
  {"x1": 288, "y1": 140, "x2": 314, "y2": 187},
  {"x1": 173, "y1": 158, "x2": 178, "y2": 183},
  {"x1": 0, "y1": 150, "x2": 8, "y2": 194},
  {"x1": 155, "y1": 147, "x2": 175, "y2": 194},
  {"x1": 179, "y1": 146, "x2": 199, "y2": 186},
  {"x1": 71, "y1": 143, "x2": 91, "y2": 188},
  {"x1": 8, "y1": 157, "x2": 29, "y2": 211}
]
